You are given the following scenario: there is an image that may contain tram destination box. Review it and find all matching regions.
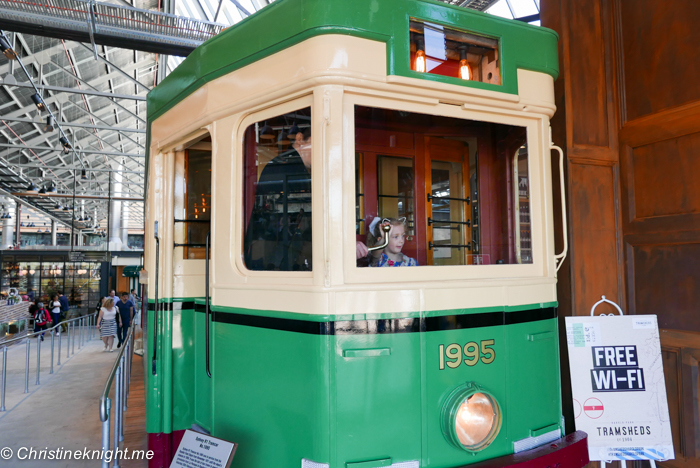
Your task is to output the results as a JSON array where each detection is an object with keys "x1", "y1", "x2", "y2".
[
  {"x1": 170, "y1": 429, "x2": 237, "y2": 468},
  {"x1": 565, "y1": 314, "x2": 674, "y2": 462}
]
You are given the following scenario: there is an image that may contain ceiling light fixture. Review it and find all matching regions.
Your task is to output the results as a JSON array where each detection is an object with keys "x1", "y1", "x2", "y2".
[
  {"x1": 31, "y1": 93, "x2": 45, "y2": 112},
  {"x1": 0, "y1": 37, "x2": 16, "y2": 60},
  {"x1": 59, "y1": 136, "x2": 71, "y2": 154},
  {"x1": 43, "y1": 116, "x2": 54, "y2": 132}
]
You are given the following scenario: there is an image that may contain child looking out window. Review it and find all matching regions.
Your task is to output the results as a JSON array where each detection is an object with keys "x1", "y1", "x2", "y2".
[{"x1": 357, "y1": 217, "x2": 418, "y2": 267}]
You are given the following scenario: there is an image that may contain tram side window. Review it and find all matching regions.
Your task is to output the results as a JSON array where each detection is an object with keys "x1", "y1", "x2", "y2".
[
  {"x1": 243, "y1": 107, "x2": 312, "y2": 271},
  {"x1": 355, "y1": 105, "x2": 532, "y2": 267},
  {"x1": 178, "y1": 136, "x2": 211, "y2": 259}
]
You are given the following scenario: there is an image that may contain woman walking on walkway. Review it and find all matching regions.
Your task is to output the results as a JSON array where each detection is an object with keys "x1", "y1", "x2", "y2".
[{"x1": 97, "y1": 298, "x2": 119, "y2": 352}]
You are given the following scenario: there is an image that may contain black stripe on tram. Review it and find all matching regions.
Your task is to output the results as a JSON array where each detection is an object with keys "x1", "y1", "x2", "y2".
[{"x1": 199, "y1": 305, "x2": 556, "y2": 335}]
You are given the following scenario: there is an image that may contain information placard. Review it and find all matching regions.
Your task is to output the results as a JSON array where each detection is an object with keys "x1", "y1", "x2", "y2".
[
  {"x1": 565, "y1": 315, "x2": 674, "y2": 462},
  {"x1": 170, "y1": 430, "x2": 237, "y2": 468}
]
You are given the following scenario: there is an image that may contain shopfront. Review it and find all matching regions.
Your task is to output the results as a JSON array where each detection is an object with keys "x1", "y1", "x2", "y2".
[{"x1": 0, "y1": 252, "x2": 109, "y2": 316}]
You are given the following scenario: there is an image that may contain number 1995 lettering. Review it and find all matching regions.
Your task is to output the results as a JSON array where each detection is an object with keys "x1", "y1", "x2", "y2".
[{"x1": 438, "y1": 340, "x2": 496, "y2": 370}]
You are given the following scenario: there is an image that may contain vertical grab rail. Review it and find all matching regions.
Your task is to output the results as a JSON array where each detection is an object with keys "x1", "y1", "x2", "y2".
[
  {"x1": 152, "y1": 220, "x2": 159, "y2": 375},
  {"x1": 550, "y1": 128, "x2": 568, "y2": 272},
  {"x1": 205, "y1": 232, "x2": 211, "y2": 378}
]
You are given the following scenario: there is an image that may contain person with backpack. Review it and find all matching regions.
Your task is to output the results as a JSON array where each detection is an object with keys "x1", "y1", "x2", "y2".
[{"x1": 33, "y1": 302, "x2": 52, "y2": 341}]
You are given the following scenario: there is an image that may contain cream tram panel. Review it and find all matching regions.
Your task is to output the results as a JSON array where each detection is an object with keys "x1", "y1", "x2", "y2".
[{"x1": 148, "y1": 34, "x2": 559, "y2": 315}]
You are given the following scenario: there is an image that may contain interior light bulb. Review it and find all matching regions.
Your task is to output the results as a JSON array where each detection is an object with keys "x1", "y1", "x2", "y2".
[
  {"x1": 415, "y1": 49, "x2": 426, "y2": 73},
  {"x1": 459, "y1": 59, "x2": 472, "y2": 80}
]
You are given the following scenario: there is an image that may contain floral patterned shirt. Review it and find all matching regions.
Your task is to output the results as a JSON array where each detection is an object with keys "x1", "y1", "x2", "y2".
[{"x1": 375, "y1": 253, "x2": 418, "y2": 267}]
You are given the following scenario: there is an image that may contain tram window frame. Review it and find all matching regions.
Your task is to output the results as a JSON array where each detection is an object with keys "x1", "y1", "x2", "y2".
[
  {"x1": 343, "y1": 94, "x2": 547, "y2": 284},
  {"x1": 173, "y1": 132, "x2": 212, "y2": 261},
  {"x1": 236, "y1": 95, "x2": 315, "y2": 279}
]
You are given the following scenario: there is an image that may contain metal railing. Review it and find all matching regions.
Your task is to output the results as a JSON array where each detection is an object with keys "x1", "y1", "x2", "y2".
[
  {"x1": 0, "y1": 0, "x2": 224, "y2": 49},
  {"x1": 99, "y1": 325, "x2": 134, "y2": 468},
  {"x1": 0, "y1": 312, "x2": 97, "y2": 412}
]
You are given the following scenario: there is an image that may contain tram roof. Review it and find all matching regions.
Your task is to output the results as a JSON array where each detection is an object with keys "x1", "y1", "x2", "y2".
[{"x1": 147, "y1": 0, "x2": 558, "y2": 122}]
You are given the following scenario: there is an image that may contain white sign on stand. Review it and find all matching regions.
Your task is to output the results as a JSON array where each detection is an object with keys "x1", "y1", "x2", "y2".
[
  {"x1": 565, "y1": 297, "x2": 674, "y2": 464},
  {"x1": 170, "y1": 430, "x2": 237, "y2": 468}
]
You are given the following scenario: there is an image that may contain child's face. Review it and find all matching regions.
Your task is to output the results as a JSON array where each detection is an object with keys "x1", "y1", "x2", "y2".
[{"x1": 385, "y1": 224, "x2": 406, "y2": 256}]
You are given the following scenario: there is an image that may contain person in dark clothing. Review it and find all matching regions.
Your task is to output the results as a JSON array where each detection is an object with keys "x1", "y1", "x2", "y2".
[
  {"x1": 116, "y1": 292, "x2": 134, "y2": 348},
  {"x1": 244, "y1": 127, "x2": 312, "y2": 271},
  {"x1": 58, "y1": 291, "x2": 69, "y2": 315}
]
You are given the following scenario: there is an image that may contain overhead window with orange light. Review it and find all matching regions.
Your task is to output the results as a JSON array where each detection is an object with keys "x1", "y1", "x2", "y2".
[{"x1": 409, "y1": 19, "x2": 501, "y2": 85}]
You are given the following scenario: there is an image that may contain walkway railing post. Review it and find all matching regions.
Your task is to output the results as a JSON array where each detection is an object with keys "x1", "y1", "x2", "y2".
[
  {"x1": 57, "y1": 331, "x2": 62, "y2": 366},
  {"x1": 36, "y1": 332, "x2": 41, "y2": 385},
  {"x1": 66, "y1": 322, "x2": 71, "y2": 357},
  {"x1": 24, "y1": 338, "x2": 29, "y2": 393},
  {"x1": 50, "y1": 329, "x2": 55, "y2": 374},
  {"x1": 122, "y1": 353, "x2": 127, "y2": 412},
  {"x1": 1, "y1": 346, "x2": 7, "y2": 411},
  {"x1": 113, "y1": 365, "x2": 122, "y2": 468},
  {"x1": 101, "y1": 398, "x2": 111, "y2": 468},
  {"x1": 72, "y1": 321, "x2": 76, "y2": 355},
  {"x1": 120, "y1": 354, "x2": 126, "y2": 438}
]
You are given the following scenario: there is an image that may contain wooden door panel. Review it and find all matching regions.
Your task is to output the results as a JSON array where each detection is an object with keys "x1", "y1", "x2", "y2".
[
  {"x1": 630, "y1": 244, "x2": 700, "y2": 334},
  {"x1": 620, "y1": 0, "x2": 700, "y2": 121},
  {"x1": 629, "y1": 132, "x2": 700, "y2": 220},
  {"x1": 659, "y1": 330, "x2": 700, "y2": 468}
]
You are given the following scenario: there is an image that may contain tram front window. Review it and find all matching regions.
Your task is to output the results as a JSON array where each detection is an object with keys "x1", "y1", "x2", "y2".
[
  {"x1": 355, "y1": 105, "x2": 532, "y2": 267},
  {"x1": 243, "y1": 107, "x2": 312, "y2": 271}
]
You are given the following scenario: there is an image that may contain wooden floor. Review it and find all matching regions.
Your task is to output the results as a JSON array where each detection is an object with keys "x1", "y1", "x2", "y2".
[{"x1": 122, "y1": 351, "x2": 148, "y2": 468}]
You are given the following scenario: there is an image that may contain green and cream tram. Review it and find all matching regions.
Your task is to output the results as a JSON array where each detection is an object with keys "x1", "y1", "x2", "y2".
[{"x1": 143, "y1": 0, "x2": 588, "y2": 466}]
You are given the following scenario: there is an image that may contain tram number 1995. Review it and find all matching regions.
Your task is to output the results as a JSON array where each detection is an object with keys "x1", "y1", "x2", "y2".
[{"x1": 439, "y1": 340, "x2": 496, "y2": 370}]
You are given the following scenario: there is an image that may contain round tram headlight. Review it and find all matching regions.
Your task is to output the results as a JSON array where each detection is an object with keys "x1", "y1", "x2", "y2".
[{"x1": 441, "y1": 383, "x2": 502, "y2": 452}]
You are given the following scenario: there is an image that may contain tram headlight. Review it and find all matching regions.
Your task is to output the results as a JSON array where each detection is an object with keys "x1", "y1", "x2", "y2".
[{"x1": 441, "y1": 383, "x2": 501, "y2": 452}]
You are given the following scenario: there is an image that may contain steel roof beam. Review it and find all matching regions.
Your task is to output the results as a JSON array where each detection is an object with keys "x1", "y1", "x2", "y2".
[
  {"x1": 4, "y1": 80, "x2": 146, "y2": 101},
  {"x1": 0, "y1": 143, "x2": 143, "y2": 158},
  {"x1": 0, "y1": 117, "x2": 145, "y2": 133}
]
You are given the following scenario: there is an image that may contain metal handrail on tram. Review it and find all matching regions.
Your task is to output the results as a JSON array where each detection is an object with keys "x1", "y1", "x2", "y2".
[
  {"x1": 0, "y1": 312, "x2": 98, "y2": 412},
  {"x1": 99, "y1": 325, "x2": 135, "y2": 468}
]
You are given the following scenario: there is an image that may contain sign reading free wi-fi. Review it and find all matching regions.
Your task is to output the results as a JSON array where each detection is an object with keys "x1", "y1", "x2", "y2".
[{"x1": 565, "y1": 312, "x2": 674, "y2": 462}]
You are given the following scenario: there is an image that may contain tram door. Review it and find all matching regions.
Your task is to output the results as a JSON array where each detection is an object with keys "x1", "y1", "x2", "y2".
[
  {"x1": 424, "y1": 137, "x2": 472, "y2": 265},
  {"x1": 174, "y1": 135, "x2": 212, "y2": 432}
]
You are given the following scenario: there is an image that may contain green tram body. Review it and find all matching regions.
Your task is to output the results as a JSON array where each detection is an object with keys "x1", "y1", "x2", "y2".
[{"x1": 143, "y1": 1, "x2": 587, "y2": 467}]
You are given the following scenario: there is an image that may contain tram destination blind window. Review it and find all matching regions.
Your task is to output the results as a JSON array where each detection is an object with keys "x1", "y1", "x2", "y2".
[
  {"x1": 355, "y1": 105, "x2": 532, "y2": 267},
  {"x1": 409, "y1": 19, "x2": 501, "y2": 85},
  {"x1": 243, "y1": 107, "x2": 312, "y2": 272}
]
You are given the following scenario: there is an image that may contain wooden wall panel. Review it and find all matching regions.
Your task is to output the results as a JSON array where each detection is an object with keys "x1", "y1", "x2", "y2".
[
  {"x1": 660, "y1": 330, "x2": 700, "y2": 467},
  {"x1": 632, "y1": 244, "x2": 700, "y2": 333},
  {"x1": 570, "y1": 162, "x2": 620, "y2": 314},
  {"x1": 631, "y1": 132, "x2": 700, "y2": 219},
  {"x1": 661, "y1": 347, "x2": 683, "y2": 463},
  {"x1": 544, "y1": 0, "x2": 700, "y2": 464},
  {"x1": 620, "y1": 0, "x2": 700, "y2": 121},
  {"x1": 565, "y1": 0, "x2": 609, "y2": 147}
]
